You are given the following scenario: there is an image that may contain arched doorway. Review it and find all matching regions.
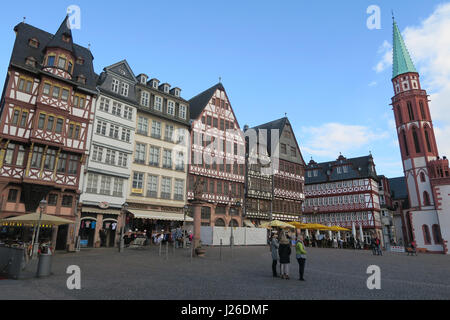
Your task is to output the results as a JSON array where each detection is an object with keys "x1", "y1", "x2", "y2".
[
  {"x1": 101, "y1": 219, "x2": 118, "y2": 247},
  {"x1": 215, "y1": 218, "x2": 225, "y2": 227},
  {"x1": 79, "y1": 217, "x2": 96, "y2": 248}
]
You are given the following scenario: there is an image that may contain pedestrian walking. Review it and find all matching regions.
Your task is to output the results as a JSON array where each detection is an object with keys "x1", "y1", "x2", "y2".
[
  {"x1": 375, "y1": 237, "x2": 382, "y2": 256},
  {"x1": 370, "y1": 235, "x2": 377, "y2": 255},
  {"x1": 296, "y1": 236, "x2": 307, "y2": 281},
  {"x1": 278, "y1": 233, "x2": 292, "y2": 280},
  {"x1": 270, "y1": 233, "x2": 280, "y2": 278}
]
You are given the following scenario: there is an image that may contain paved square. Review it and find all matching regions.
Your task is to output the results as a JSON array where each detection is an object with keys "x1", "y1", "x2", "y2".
[{"x1": 1, "y1": 245, "x2": 450, "y2": 300}]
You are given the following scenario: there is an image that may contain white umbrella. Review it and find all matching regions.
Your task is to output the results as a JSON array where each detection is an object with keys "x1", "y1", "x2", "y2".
[
  {"x1": 359, "y1": 224, "x2": 364, "y2": 243},
  {"x1": 352, "y1": 222, "x2": 356, "y2": 238}
]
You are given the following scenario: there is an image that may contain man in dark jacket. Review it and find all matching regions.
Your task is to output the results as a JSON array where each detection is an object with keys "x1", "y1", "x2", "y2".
[{"x1": 278, "y1": 233, "x2": 292, "y2": 280}]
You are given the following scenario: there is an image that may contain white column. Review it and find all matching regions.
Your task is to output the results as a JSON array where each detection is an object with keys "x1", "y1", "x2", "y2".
[
  {"x1": 352, "y1": 222, "x2": 356, "y2": 238},
  {"x1": 337, "y1": 231, "x2": 341, "y2": 240},
  {"x1": 359, "y1": 224, "x2": 364, "y2": 243}
]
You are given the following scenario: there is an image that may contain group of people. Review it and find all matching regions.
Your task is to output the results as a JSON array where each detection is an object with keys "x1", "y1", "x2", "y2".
[
  {"x1": 304, "y1": 234, "x2": 366, "y2": 250},
  {"x1": 270, "y1": 231, "x2": 307, "y2": 281},
  {"x1": 123, "y1": 228, "x2": 193, "y2": 248},
  {"x1": 370, "y1": 235, "x2": 383, "y2": 255}
]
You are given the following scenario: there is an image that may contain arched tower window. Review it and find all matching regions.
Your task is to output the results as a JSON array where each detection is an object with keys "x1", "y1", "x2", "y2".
[
  {"x1": 419, "y1": 101, "x2": 426, "y2": 120},
  {"x1": 407, "y1": 101, "x2": 415, "y2": 121},
  {"x1": 401, "y1": 130, "x2": 409, "y2": 156},
  {"x1": 423, "y1": 191, "x2": 430, "y2": 206},
  {"x1": 397, "y1": 105, "x2": 403, "y2": 124},
  {"x1": 412, "y1": 128, "x2": 421, "y2": 153},
  {"x1": 420, "y1": 172, "x2": 426, "y2": 182},
  {"x1": 432, "y1": 224, "x2": 443, "y2": 244},
  {"x1": 424, "y1": 129, "x2": 432, "y2": 153},
  {"x1": 422, "y1": 225, "x2": 431, "y2": 244}
]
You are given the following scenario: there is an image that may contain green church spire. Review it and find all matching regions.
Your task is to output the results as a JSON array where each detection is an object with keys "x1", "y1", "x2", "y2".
[{"x1": 392, "y1": 20, "x2": 417, "y2": 79}]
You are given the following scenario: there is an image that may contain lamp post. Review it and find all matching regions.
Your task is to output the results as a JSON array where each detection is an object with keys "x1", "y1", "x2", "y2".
[
  {"x1": 119, "y1": 202, "x2": 128, "y2": 253},
  {"x1": 31, "y1": 199, "x2": 47, "y2": 259}
]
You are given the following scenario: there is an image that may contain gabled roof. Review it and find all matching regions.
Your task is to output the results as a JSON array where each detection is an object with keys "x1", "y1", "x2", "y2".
[
  {"x1": 392, "y1": 20, "x2": 417, "y2": 79},
  {"x1": 103, "y1": 59, "x2": 137, "y2": 83},
  {"x1": 305, "y1": 155, "x2": 378, "y2": 184},
  {"x1": 10, "y1": 18, "x2": 97, "y2": 92},
  {"x1": 388, "y1": 176, "x2": 408, "y2": 200},
  {"x1": 189, "y1": 82, "x2": 224, "y2": 120},
  {"x1": 46, "y1": 15, "x2": 74, "y2": 53}
]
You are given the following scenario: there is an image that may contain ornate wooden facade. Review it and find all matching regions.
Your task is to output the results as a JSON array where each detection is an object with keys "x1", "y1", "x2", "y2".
[
  {"x1": 187, "y1": 83, "x2": 245, "y2": 227},
  {"x1": 0, "y1": 17, "x2": 97, "y2": 248}
]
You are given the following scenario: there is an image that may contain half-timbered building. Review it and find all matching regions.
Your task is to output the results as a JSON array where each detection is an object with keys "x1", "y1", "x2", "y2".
[
  {"x1": 304, "y1": 155, "x2": 383, "y2": 244},
  {"x1": 251, "y1": 117, "x2": 305, "y2": 222},
  {"x1": 0, "y1": 17, "x2": 97, "y2": 249},
  {"x1": 79, "y1": 60, "x2": 137, "y2": 248},
  {"x1": 187, "y1": 83, "x2": 245, "y2": 227}
]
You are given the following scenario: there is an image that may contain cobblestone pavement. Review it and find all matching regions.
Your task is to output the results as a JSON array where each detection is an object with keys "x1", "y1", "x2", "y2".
[{"x1": 1, "y1": 245, "x2": 450, "y2": 300}]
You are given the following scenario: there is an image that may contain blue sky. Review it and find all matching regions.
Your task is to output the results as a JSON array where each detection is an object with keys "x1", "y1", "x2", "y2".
[{"x1": 1, "y1": 0, "x2": 449, "y2": 178}]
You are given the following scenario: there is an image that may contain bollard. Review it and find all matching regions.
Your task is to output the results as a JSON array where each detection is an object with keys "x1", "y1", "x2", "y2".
[
  {"x1": 220, "y1": 239, "x2": 222, "y2": 261},
  {"x1": 166, "y1": 241, "x2": 169, "y2": 260},
  {"x1": 159, "y1": 241, "x2": 162, "y2": 257},
  {"x1": 190, "y1": 245, "x2": 193, "y2": 263}
]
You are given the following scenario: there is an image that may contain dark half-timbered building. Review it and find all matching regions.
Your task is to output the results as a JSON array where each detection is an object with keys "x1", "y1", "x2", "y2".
[
  {"x1": 187, "y1": 83, "x2": 245, "y2": 227},
  {"x1": 0, "y1": 17, "x2": 97, "y2": 249},
  {"x1": 304, "y1": 154, "x2": 383, "y2": 244},
  {"x1": 251, "y1": 117, "x2": 306, "y2": 222}
]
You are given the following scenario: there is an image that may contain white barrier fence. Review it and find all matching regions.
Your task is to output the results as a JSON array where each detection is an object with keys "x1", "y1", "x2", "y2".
[
  {"x1": 200, "y1": 227, "x2": 267, "y2": 246},
  {"x1": 390, "y1": 246, "x2": 405, "y2": 253}
]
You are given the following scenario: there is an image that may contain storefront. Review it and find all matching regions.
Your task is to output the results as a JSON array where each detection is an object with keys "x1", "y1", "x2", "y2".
[{"x1": 79, "y1": 206, "x2": 122, "y2": 248}]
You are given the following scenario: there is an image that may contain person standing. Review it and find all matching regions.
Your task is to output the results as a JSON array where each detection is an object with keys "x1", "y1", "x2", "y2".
[
  {"x1": 270, "y1": 233, "x2": 280, "y2": 278},
  {"x1": 278, "y1": 233, "x2": 292, "y2": 280},
  {"x1": 296, "y1": 236, "x2": 307, "y2": 281}
]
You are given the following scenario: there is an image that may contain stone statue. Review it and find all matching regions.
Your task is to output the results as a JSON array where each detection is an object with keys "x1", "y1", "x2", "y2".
[{"x1": 193, "y1": 178, "x2": 205, "y2": 201}]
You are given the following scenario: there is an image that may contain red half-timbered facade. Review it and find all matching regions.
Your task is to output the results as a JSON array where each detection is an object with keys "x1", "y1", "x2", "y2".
[
  {"x1": 187, "y1": 83, "x2": 245, "y2": 227},
  {"x1": 304, "y1": 155, "x2": 383, "y2": 244},
  {"x1": 0, "y1": 17, "x2": 97, "y2": 249}
]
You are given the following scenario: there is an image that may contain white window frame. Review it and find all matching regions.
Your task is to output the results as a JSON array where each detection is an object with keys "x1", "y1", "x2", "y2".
[
  {"x1": 154, "y1": 96, "x2": 162, "y2": 112},
  {"x1": 179, "y1": 105, "x2": 186, "y2": 119},
  {"x1": 141, "y1": 91, "x2": 149, "y2": 107},
  {"x1": 112, "y1": 79, "x2": 120, "y2": 93},
  {"x1": 120, "y1": 82, "x2": 129, "y2": 97},
  {"x1": 167, "y1": 101, "x2": 175, "y2": 116}
]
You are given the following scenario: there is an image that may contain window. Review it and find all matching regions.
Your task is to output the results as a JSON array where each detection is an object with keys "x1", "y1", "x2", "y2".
[
  {"x1": 121, "y1": 129, "x2": 131, "y2": 142},
  {"x1": 105, "y1": 149, "x2": 116, "y2": 165},
  {"x1": 432, "y1": 225, "x2": 443, "y2": 244},
  {"x1": 96, "y1": 121, "x2": 107, "y2": 136},
  {"x1": 207, "y1": 116, "x2": 212, "y2": 126},
  {"x1": 73, "y1": 95, "x2": 86, "y2": 108},
  {"x1": 58, "y1": 57, "x2": 67, "y2": 69},
  {"x1": 120, "y1": 83, "x2": 129, "y2": 97},
  {"x1": 57, "y1": 153, "x2": 67, "y2": 173},
  {"x1": 52, "y1": 86, "x2": 60, "y2": 99},
  {"x1": 7, "y1": 189, "x2": 18, "y2": 202},
  {"x1": 47, "y1": 56, "x2": 55, "y2": 67},
  {"x1": 43, "y1": 148, "x2": 57, "y2": 170},
  {"x1": 422, "y1": 225, "x2": 431, "y2": 244},
  {"x1": 161, "y1": 177, "x2": 172, "y2": 199},
  {"x1": 167, "y1": 101, "x2": 175, "y2": 116},
  {"x1": 154, "y1": 96, "x2": 162, "y2": 112},
  {"x1": 402, "y1": 130, "x2": 409, "y2": 156},
  {"x1": 174, "y1": 180, "x2": 184, "y2": 201},
  {"x1": 281, "y1": 143, "x2": 287, "y2": 154},
  {"x1": 28, "y1": 38, "x2": 39, "y2": 48},
  {"x1": 109, "y1": 125, "x2": 119, "y2": 139},
  {"x1": 147, "y1": 175, "x2": 158, "y2": 198},
  {"x1": 165, "y1": 125, "x2": 174, "y2": 142},
  {"x1": 137, "y1": 117, "x2": 148, "y2": 135},
  {"x1": 163, "y1": 149, "x2": 172, "y2": 169},
  {"x1": 176, "y1": 152, "x2": 185, "y2": 171},
  {"x1": 117, "y1": 152, "x2": 128, "y2": 167},
  {"x1": 425, "y1": 130, "x2": 432, "y2": 153},
  {"x1": 412, "y1": 128, "x2": 421, "y2": 153},
  {"x1": 135, "y1": 144, "x2": 146, "y2": 164},
  {"x1": 423, "y1": 191, "x2": 431, "y2": 206},
  {"x1": 68, "y1": 155, "x2": 79, "y2": 175},
  {"x1": 407, "y1": 101, "x2": 415, "y2": 121},
  {"x1": 291, "y1": 147, "x2": 296, "y2": 157},
  {"x1": 86, "y1": 173, "x2": 99, "y2": 194},
  {"x1": 141, "y1": 90, "x2": 150, "y2": 106},
  {"x1": 61, "y1": 89, "x2": 69, "y2": 102},
  {"x1": 113, "y1": 178, "x2": 124, "y2": 197},
  {"x1": 48, "y1": 194, "x2": 58, "y2": 206},
  {"x1": 99, "y1": 97, "x2": 110, "y2": 112},
  {"x1": 62, "y1": 195, "x2": 73, "y2": 207},
  {"x1": 151, "y1": 121, "x2": 161, "y2": 138},
  {"x1": 112, "y1": 79, "x2": 120, "y2": 93},
  {"x1": 43, "y1": 83, "x2": 51, "y2": 96},
  {"x1": 179, "y1": 105, "x2": 186, "y2": 119},
  {"x1": 55, "y1": 118, "x2": 63, "y2": 134},
  {"x1": 100, "y1": 176, "x2": 112, "y2": 195},
  {"x1": 397, "y1": 106, "x2": 403, "y2": 124},
  {"x1": 112, "y1": 102, "x2": 122, "y2": 116},
  {"x1": 132, "y1": 172, "x2": 144, "y2": 191},
  {"x1": 149, "y1": 146, "x2": 160, "y2": 166},
  {"x1": 420, "y1": 172, "x2": 426, "y2": 182},
  {"x1": 12, "y1": 109, "x2": 20, "y2": 126},
  {"x1": 124, "y1": 106, "x2": 133, "y2": 120},
  {"x1": 31, "y1": 146, "x2": 45, "y2": 168},
  {"x1": 420, "y1": 101, "x2": 426, "y2": 119},
  {"x1": 46, "y1": 116, "x2": 54, "y2": 131}
]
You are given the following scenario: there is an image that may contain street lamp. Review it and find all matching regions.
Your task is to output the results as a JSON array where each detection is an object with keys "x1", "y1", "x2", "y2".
[
  {"x1": 119, "y1": 202, "x2": 128, "y2": 253},
  {"x1": 183, "y1": 205, "x2": 189, "y2": 248},
  {"x1": 31, "y1": 199, "x2": 47, "y2": 259}
]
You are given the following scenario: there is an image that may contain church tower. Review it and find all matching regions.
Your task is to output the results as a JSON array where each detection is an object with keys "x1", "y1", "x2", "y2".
[{"x1": 391, "y1": 19, "x2": 449, "y2": 253}]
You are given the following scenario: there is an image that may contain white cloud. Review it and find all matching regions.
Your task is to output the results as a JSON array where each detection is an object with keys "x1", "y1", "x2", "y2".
[
  {"x1": 299, "y1": 123, "x2": 388, "y2": 158},
  {"x1": 374, "y1": 3, "x2": 450, "y2": 159},
  {"x1": 368, "y1": 81, "x2": 377, "y2": 87}
]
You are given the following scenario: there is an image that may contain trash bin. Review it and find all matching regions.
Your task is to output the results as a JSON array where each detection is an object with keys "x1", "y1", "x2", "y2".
[{"x1": 36, "y1": 253, "x2": 52, "y2": 278}]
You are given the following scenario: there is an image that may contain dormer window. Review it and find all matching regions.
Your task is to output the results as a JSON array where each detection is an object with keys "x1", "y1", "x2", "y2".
[
  {"x1": 77, "y1": 75, "x2": 86, "y2": 84},
  {"x1": 76, "y1": 57, "x2": 84, "y2": 65},
  {"x1": 175, "y1": 90, "x2": 180, "y2": 97},
  {"x1": 62, "y1": 34, "x2": 71, "y2": 43},
  {"x1": 58, "y1": 57, "x2": 67, "y2": 69},
  {"x1": 25, "y1": 57, "x2": 37, "y2": 67},
  {"x1": 164, "y1": 85, "x2": 169, "y2": 93},
  {"x1": 47, "y1": 55, "x2": 55, "y2": 67},
  {"x1": 28, "y1": 38, "x2": 39, "y2": 48},
  {"x1": 140, "y1": 75, "x2": 147, "y2": 84}
]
